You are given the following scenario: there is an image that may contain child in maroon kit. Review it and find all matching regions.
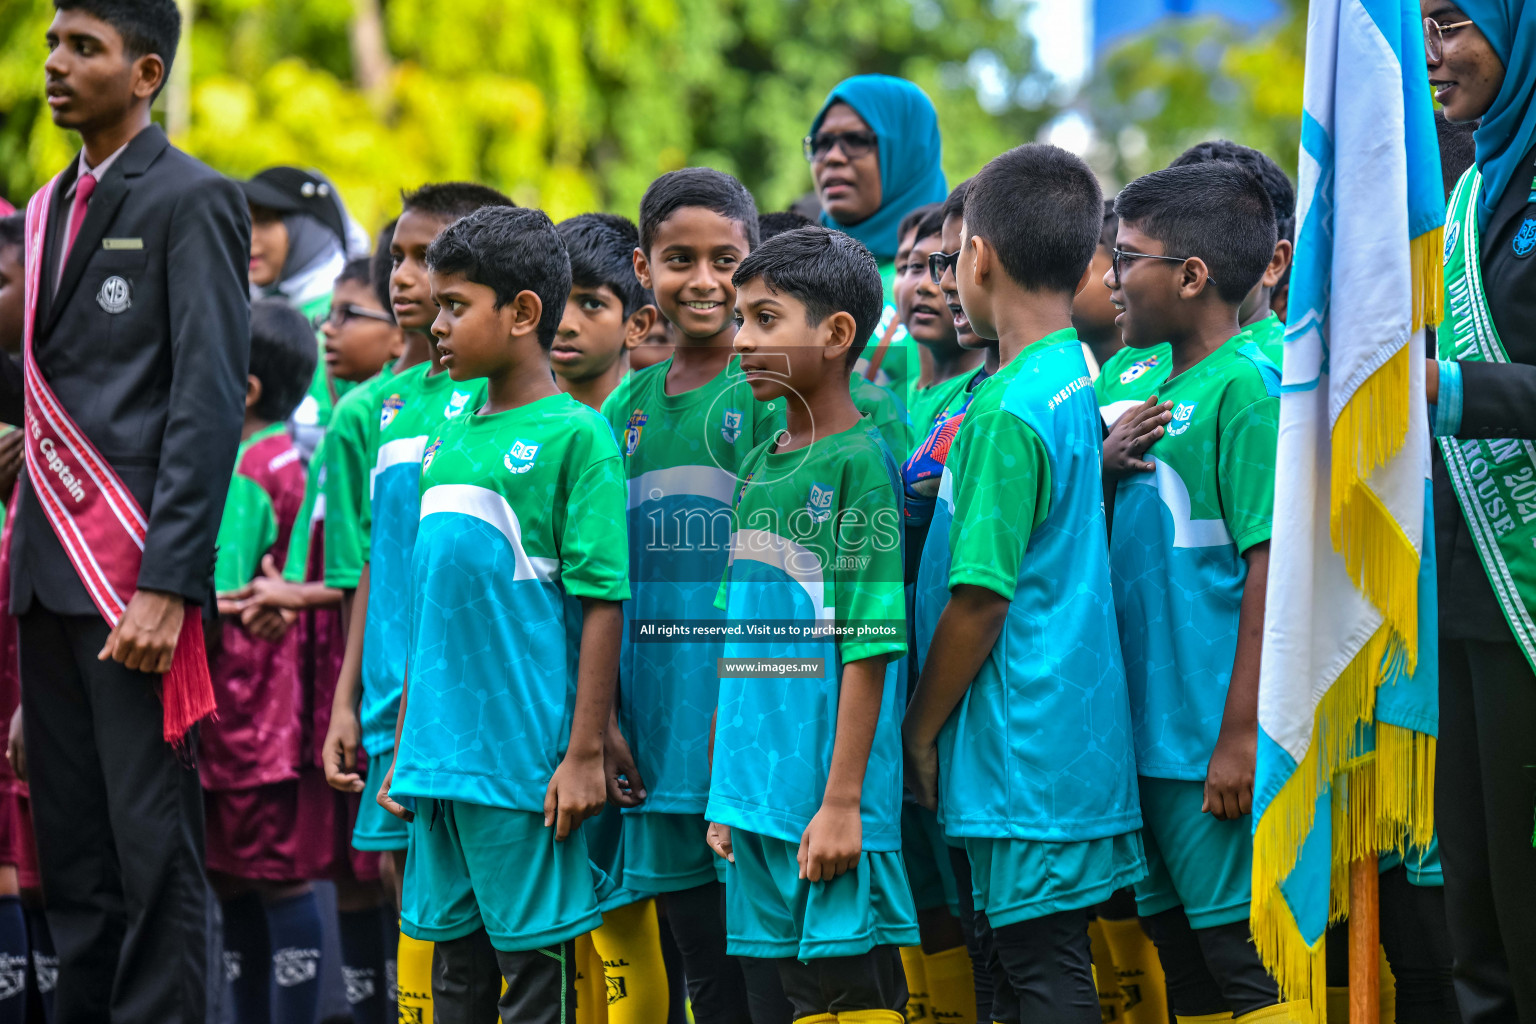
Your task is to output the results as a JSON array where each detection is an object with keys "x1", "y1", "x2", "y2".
[{"x1": 204, "y1": 297, "x2": 325, "y2": 1024}]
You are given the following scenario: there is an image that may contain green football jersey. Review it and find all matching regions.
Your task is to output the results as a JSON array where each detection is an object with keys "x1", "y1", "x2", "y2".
[
  {"x1": 1094, "y1": 328, "x2": 1280, "y2": 780},
  {"x1": 851, "y1": 376, "x2": 909, "y2": 461},
  {"x1": 321, "y1": 363, "x2": 397, "y2": 589},
  {"x1": 707, "y1": 418, "x2": 907, "y2": 849},
  {"x1": 284, "y1": 438, "x2": 325, "y2": 585},
  {"x1": 215, "y1": 424, "x2": 289, "y2": 593}
]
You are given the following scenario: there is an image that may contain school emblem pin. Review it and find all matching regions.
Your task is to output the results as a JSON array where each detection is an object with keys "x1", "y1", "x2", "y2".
[
  {"x1": 1167, "y1": 401, "x2": 1198, "y2": 437},
  {"x1": 380, "y1": 394, "x2": 404, "y2": 430},
  {"x1": 1514, "y1": 218, "x2": 1536, "y2": 259},
  {"x1": 422, "y1": 437, "x2": 442, "y2": 470},
  {"x1": 1443, "y1": 220, "x2": 1460, "y2": 265},
  {"x1": 806, "y1": 481, "x2": 835, "y2": 523},
  {"x1": 624, "y1": 410, "x2": 647, "y2": 456},
  {"x1": 1120, "y1": 355, "x2": 1158, "y2": 386},
  {"x1": 96, "y1": 275, "x2": 131, "y2": 314},
  {"x1": 505, "y1": 440, "x2": 540, "y2": 474},
  {"x1": 444, "y1": 390, "x2": 471, "y2": 418},
  {"x1": 721, "y1": 408, "x2": 743, "y2": 444}
]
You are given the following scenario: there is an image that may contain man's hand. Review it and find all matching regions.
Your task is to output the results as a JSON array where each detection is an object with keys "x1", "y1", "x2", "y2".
[
  {"x1": 1104, "y1": 397, "x2": 1173, "y2": 480},
  {"x1": 798, "y1": 800, "x2": 862, "y2": 882},
  {"x1": 604, "y1": 718, "x2": 647, "y2": 808},
  {"x1": 1203, "y1": 723, "x2": 1255, "y2": 821},
  {"x1": 544, "y1": 749, "x2": 606, "y2": 841},
  {"x1": 323, "y1": 705, "x2": 365, "y2": 793},
  {"x1": 376, "y1": 758, "x2": 413, "y2": 822},
  {"x1": 902, "y1": 731, "x2": 940, "y2": 811},
  {"x1": 99, "y1": 589, "x2": 185, "y2": 673},
  {"x1": 6, "y1": 707, "x2": 24, "y2": 783},
  {"x1": 707, "y1": 821, "x2": 734, "y2": 863}
]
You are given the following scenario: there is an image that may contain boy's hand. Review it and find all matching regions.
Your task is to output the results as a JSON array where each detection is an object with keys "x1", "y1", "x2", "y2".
[
  {"x1": 376, "y1": 759, "x2": 413, "y2": 822},
  {"x1": 99, "y1": 589, "x2": 184, "y2": 674},
  {"x1": 6, "y1": 707, "x2": 24, "y2": 783},
  {"x1": 604, "y1": 721, "x2": 647, "y2": 808},
  {"x1": 707, "y1": 821, "x2": 734, "y2": 863},
  {"x1": 799, "y1": 801, "x2": 862, "y2": 882},
  {"x1": 1203, "y1": 724, "x2": 1256, "y2": 821},
  {"x1": 544, "y1": 750, "x2": 605, "y2": 841},
  {"x1": 1104, "y1": 397, "x2": 1173, "y2": 480},
  {"x1": 242, "y1": 605, "x2": 295, "y2": 643},
  {"x1": 902, "y1": 730, "x2": 940, "y2": 811},
  {"x1": 323, "y1": 706, "x2": 365, "y2": 793},
  {"x1": 239, "y1": 555, "x2": 309, "y2": 610}
]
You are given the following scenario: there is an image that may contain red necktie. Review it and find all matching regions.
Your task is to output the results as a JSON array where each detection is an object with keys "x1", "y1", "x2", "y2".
[{"x1": 62, "y1": 172, "x2": 97, "y2": 270}]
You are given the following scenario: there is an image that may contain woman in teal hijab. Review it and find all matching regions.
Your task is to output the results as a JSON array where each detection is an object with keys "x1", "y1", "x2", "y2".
[
  {"x1": 806, "y1": 75, "x2": 948, "y2": 422},
  {"x1": 1422, "y1": 2, "x2": 1536, "y2": 1019}
]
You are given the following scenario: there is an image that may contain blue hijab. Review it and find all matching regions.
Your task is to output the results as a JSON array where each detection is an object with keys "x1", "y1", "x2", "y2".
[
  {"x1": 811, "y1": 75, "x2": 948, "y2": 262},
  {"x1": 1460, "y1": 0, "x2": 1536, "y2": 228}
]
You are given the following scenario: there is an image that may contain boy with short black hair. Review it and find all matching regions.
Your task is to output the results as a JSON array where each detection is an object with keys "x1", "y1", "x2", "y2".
[
  {"x1": 758, "y1": 210, "x2": 814, "y2": 239},
  {"x1": 600, "y1": 167, "x2": 780, "y2": 1021},
  {"x1": 904, "y1": 145, "x2": 1145, "y2": 1024},
  {"x1": 553, "y1": 213, "x2": 656, "y2": 410},
  {"x1": 707, "y1": 226, "x2": 917, "y2": 1022},
  {"x1": 1097, "y1": 161, "x2": 1292, "y2": 1022},
  {"x1": 376, "y1": 205, "x2": 628, "y2": 1021}
]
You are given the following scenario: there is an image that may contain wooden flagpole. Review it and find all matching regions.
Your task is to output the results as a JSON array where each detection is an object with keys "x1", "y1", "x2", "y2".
[{"x1": 1349, "y1": 857, "x2": 1380, "y2": 1023}]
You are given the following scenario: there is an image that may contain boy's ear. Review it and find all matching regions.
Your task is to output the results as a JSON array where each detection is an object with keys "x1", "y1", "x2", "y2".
[
  {"x1": 506, "y1": 289, "x2": 544, "y2": 338},
  {"x1": 1260, "y1": 239, "x2": 1294, "y2": 289},
  {"x1": 131, "y1": 54, "x2": 166, "y2": 103},
  {"x1": 632, "y1": 248, "x2": 653, "y2": 292},
  {"x1": 821, "y1": 310, "x2": 859, "y2": 363},
  {"x1": 245, "y1": 374, "x2": 262, "y2": 412},
  {"x1": 1177, "y1": 258, "x2": 1216, "y2": 300},
  {"x1": 966, "y1": 234, "x2": 990, "y2": 287},
  {"x1": 624, "y1": 305, "x2": 658, "y2": 350}
]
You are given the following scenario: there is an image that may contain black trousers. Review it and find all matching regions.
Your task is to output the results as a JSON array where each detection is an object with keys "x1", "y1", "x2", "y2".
[
  {"x1": 1438, "y1": 637, "x2": 1536, "y2": 1024},
  {"x1": 1324, "y1": 866, "x2": 1459, "y2": 1024},
  {"x1": 432, "y1": 928, "x2": 576, "y2": 1024},
  {"x1": 18, "y1": 608, "x2": 219, "y2": 1023}
]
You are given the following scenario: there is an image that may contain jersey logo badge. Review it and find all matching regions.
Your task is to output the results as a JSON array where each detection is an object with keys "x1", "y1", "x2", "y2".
[
  {"x1": 624, "y1": 410, "x2": 647, "y2": 456},
  {"x1": 1119, "y1": 355, "x2": 1158, "y2": 385},
  {"x1": 1443, "y1": 220, "x2": 1460, "y2": 265},
  {"x1": 96, "y1": 275, "x2": 131, "y2": 314},
  {"x1": 1167, "y1": 401, "x2": 1198, "y2": 437},
  {"x1": 422, "y1": 437, "x2": 442, "y2": 470},
  {"x1": 806, "y1": 482, "x2": 835, "y2": 523},
  {"x1": 380, "y1": 394, "x2": 404, "y2": 430},
  {"x1": 1514, "y1": 218, "x2": 1536, "y2": 259},
  {"x1": 444, "y1": 390, "x2": 471, "y2": 418},
  {"x1": 721, "y1": 408, "x2": 743, "y2": 444},
  {"x1": 505, "y1": 440, "x2": 540, "y2": 474}
]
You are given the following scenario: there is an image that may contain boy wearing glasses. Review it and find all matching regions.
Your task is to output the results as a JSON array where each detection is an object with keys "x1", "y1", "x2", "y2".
[
  {"x1": 903, "y1": 145, "x2": 1145, "y2": 1024},
  {"x1": 1095, "y1": 163, "x2": 1295, "y2": 1023}
]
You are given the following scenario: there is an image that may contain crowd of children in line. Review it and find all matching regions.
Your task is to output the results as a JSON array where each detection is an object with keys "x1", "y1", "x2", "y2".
[{"x1": 0, "y1": 89, "x2": 1473, "y2": 1024}]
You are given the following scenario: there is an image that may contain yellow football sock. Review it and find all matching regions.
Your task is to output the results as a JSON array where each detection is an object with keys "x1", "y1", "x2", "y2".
[
  {"x1": 396, "y1": 930, "x2": 434, "y2": 1024},
  {"x1": 1099, "y1": 916, "x2": 1170, "y2": 1024},
  {"x1": 1175, "y1": 1014, "x2": 1233, "y2": 1023},
  {"x1": 1326, "y1": 986, "x2": 1350, "y2": 1024},
  {"x1": 837, "y1": 1012, "x2": 905, "y2": 1023},
  {"x1": 922, "y1": 945, "x2": 977, "y2": 1023},
  {"x1": 589, "y1": 899, "x2": 671, "y2": 1024},
  {"x1": 1381, "y1": 948, "x2": 1397, "y2": 1024},
  {"x1": 1089, "y1": 919, "x2": 1128, "y2": 1023},
  {"x1": 900, "y1": 946, "x2": 930, "y2": 1021},
  {"x1": 793, "y1": 1016, "x2": 837, "y2": 1024},
  {"x1": 1233, "y1": 1002, "x2": 1310, "y2": 1024},
  {"x1": 574, "y1": 932, "x2": 607, "y2": 1024}
]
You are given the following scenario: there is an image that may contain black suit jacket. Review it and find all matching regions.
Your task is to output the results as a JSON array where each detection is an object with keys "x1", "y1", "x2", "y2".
[{"x1": 0, "y1": 125, "x2": 250, "y2": 616}]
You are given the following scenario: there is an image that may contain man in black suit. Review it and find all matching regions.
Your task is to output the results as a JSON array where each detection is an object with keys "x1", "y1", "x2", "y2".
[{"x1": 0, "y1": 2, "x2": 249, "y2": 1020}]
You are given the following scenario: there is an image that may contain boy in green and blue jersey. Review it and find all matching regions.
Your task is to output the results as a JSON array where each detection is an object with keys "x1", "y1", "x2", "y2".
[
  {"x1": 376, "y1": 206, "x2": 628, "y2": 1021},
  {"x1": 904, "y1": 145, "x2": 1145, "y2": 1024}
]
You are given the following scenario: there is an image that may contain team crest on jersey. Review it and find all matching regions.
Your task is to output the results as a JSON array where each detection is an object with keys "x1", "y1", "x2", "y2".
[
  {"x1": 422, "y1": 437, "x2": 442, "y2": 470},
  {"x1": 624, "y1": 410, "x2": 647, "y2": 456},
  {"x1": 505, "y1": 440, "x2": 540, "y2": 474},
  {"x1": 721, "y1": 408, "x2": 743, "y2": 444},
  {"x1": 1119, "y1": 355, "x2": 1159, "y2": 385},
  {"x1": 444, "y1": 390, "x2": 471, "y2": 418},
  {"x1": 1514, "y1": 218, "x2": 1536, "y2": 259},
  {"x1": 380, "y1": 394, "x2": 405, "y2": 430},
  {"x1": 806, "y1": 482, "x2": 835, "y2": 523},
  {"x1": 1443, "y1": 220, "x2": 1461, "y2": 265},
  {"x1": 1167, "y1": 401, "x2": 1198, "y2": 437}
]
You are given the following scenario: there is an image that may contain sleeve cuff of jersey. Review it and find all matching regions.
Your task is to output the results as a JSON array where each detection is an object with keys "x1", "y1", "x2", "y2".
[
  {"x1": 838, "y1": 642, "x2": 906, "y2": 665},
  {"x1": 947, "y1": 565, "x2": 1017, "y2": 601},
  {"x1": 1433, "y1": 360, "x2": 1463, "y2": 437},
  {"x1": 563, "y1": 581, "x2": 631, "y2": 603},
  {"x1": 323, "y1": 569, "x2": 362, "y2": 589},
  {"x1": 1233, "y1": 524, "x2": 1272, "y2": 554}
]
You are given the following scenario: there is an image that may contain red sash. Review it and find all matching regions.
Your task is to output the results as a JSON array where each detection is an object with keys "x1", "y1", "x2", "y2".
[{"x1": 8, "y1": 173, "x2": 214, "y2": 744}]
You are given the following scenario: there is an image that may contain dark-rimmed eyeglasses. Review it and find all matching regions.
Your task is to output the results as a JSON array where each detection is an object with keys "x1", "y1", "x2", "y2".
[
  {"x1": 927, "y1": 250, "x2": 960, "y2": 284},
  {"x1": 326, "y1": 303, "x2": 394, "y2": 327},
  {"x1": 1424, "y1": 16, "x2": 1475, "y2": 62},
  {"x1": 803, "y1": 130, "x2": 878, "y2": 162},
  {"x1": 1110, "y1": 248, "x2": 1214, "y2": 285}
]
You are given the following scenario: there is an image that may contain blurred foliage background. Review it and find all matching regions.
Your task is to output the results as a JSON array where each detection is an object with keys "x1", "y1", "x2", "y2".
[{"x1": 0, "y1": 0, "x2": 1305, "y2": 231}]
